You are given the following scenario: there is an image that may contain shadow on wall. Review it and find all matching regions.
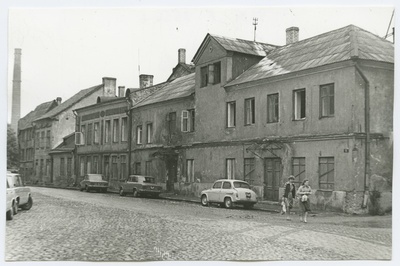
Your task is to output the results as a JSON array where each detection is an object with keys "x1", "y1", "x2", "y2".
[{"x1": 368, "y1": 174, "x2": 392, "y2": 215}]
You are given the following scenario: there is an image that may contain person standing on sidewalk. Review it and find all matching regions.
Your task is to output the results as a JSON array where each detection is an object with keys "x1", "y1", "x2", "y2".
[
  {"x1": 297, "y1": 179, "x2": 312, "y2": 223},
  {"x1": 283, "y1": 175, "x2": 296, "y2": 220}
]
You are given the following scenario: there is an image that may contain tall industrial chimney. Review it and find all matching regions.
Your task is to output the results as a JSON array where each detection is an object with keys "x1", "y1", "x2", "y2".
[{"x1": 11, "y1": 48, "x2": 22, "y2": 135}]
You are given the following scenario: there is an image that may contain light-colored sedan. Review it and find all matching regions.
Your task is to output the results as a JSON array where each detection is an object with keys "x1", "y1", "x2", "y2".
[
  {"x1": 200, "y1": 179, "x2": 258, "y2": 209},
  {"x1": 80, "y1": 174, "x2": 109, "y2": 192},
  {"x1": 6, "y1": 179, "x2": 18, "y2": 220},
  {"x1": 6, "y1": 172, "x2": 33, "y2": 211},
  {"x1": 119, "y1": 175, "x2": 162, "y2": 198}
]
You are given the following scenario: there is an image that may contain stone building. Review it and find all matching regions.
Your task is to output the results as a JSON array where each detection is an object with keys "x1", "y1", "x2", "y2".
[{"x1": 48, "y1": 133, "x2": 75, "y2": 187}]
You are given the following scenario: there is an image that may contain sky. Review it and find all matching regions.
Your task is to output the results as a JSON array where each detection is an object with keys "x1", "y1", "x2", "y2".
[{"x1": 4, "y1": 3, "x2": 396, "y2": 122}]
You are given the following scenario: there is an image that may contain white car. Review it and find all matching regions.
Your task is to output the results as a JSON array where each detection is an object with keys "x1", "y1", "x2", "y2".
[
  {"x1": 6, "y1": 178, "x2": 18, "y2": 220},
  {"x1": 6, "y1": 172, "x2": 33, "y2": 211},
  {"x1": 200, "y1": 179, "x2": 258, "y2": 209}
]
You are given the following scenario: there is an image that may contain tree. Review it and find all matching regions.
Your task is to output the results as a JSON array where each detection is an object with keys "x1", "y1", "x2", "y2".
[{"x1": 7, "y1": 124, "x2": 19, "y2": 169}]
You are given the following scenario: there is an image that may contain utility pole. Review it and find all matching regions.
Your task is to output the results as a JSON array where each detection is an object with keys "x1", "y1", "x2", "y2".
[{"x1": 253, "y1": 17, "x2": 258, "y2": 42}]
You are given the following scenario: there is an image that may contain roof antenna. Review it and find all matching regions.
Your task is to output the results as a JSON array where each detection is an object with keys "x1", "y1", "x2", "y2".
[
  {"x1": 384, "y1": 10, "x2": 395, "y2": 42},
  {"x1": 253, "y1": 17, "x2": 258, "y2": 42}
]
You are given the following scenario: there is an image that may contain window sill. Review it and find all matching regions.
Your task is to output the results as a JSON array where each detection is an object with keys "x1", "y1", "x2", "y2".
[
  {"x1": 266, "y1": 121, "x2": 279, "y2": 124},
  {"x1": 293, "y1": 118, "x2": 306, "y2": 121},
  {"x1": 244, "y1": 123, "x2": 255, "y2": 127},
  {"x1": 319, "y1": 116, "x2": 335, "y2": 119}
]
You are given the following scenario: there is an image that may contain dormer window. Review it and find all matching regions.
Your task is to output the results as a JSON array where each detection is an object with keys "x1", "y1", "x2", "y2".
[{"x1": 200, "y1": 61, "x2": 221, "y2": 87}]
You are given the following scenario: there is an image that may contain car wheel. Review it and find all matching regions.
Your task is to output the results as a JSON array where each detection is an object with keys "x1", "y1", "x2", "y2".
[
  {"x1": 6, "y1": 209, "x2": 13, "y2": 220},
  {"x1": 119, "y1": 188, "x2": 125, "y2": 196},
  {"x1": 21, "y1": 196, "x2": 33, "y2": 210},
  {"x1": 224, "y1": 197, "x2": 233, "y2": 209},
  {"x1": 12, "y1": 200, "x2": 18, "y2": 215},
  {"x1": 201, "y1": 195, "x2": 209, "y2": 206},
  {"x1": 244, "y1": 203, "x2": 254, "y2": 210},
  {"x1": 133, "y1": 189, "x2": 139, "y2": 198}
]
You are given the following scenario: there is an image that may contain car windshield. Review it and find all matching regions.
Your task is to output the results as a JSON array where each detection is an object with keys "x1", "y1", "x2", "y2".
[
  {"x1": 88, "y1": 175, "x2": 104, "y2": 181},
  {"x1": 233, "y1": 181, "x2": 250, "y2": 189},
  {"x1": 144, "y1": 177, "x2": 155, "y2": 183}
]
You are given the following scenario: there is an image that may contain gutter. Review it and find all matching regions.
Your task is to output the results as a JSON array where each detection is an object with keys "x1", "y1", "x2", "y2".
[{"x1": 353, "y1": 60, "x2": 370, "y2": 209}]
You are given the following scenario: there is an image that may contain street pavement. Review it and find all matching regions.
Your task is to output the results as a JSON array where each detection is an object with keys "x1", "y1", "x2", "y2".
[{"x1": 5, "y1": 187, "x2": 392, "y2": 261}]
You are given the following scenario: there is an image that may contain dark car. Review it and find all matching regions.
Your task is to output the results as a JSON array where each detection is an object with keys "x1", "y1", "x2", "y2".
[
  {"x1": 119, "y1": 175, "x2": 162, "y2": 198},
  {"x1": 80, "y1": 174, "x2": 108, "y2": 192}
]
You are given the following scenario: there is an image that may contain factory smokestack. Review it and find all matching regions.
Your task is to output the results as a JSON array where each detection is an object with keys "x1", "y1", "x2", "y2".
[{"x1": 11, "y1": 48, "x2": 22, "y2": 135}]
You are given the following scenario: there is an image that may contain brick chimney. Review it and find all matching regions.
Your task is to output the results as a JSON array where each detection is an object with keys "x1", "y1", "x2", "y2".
[
  {"x1": 178, "y1": 48, "x2": 186, "y2": 64},
  {"x1": 139, "y1": 74, "x2": 153, "y2": 89},
  {"x1": 11, "y1": 48, "x2": 22, "y2": 134},
  {"x1": 102, "y1": 77, "x2": 116, "y2": 96},
  {"x1": 118, "y1": 86, "x2": 125, "y2": 97},
  {"x1": 56, "y1": 97, "x2": 62, "y2": 105},
  {"x1": 286, "y1": 27, "x2": 299, "y2": 45}
]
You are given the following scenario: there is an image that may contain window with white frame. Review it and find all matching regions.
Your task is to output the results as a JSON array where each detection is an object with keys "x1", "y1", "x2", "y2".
[
  {"x1": 244, "y1": 98, "x2": 255, "y2": 125},
  {"x1": 226, "y1": 158, "x2": 235, "y2": 180},
  {"x1": 181, "y1": 109, "x2": 195, "y2": 132},
  {"x1": 137, "y1": 125, "x2": 142, "y2": 144},
  {"x1": 293, "y1": 89, "x2": 306, "y2": 120},
  {"x1": 227, "y1": 101, "x2": 236, "y2": 127},
  {"x1": 320, "y1": 83, "x2": 335, "y2": 117}
]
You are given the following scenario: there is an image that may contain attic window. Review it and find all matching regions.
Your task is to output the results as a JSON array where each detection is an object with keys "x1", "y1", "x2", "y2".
[{"x1": 200, "y1": 61, "x2": 221, "y2": 87}]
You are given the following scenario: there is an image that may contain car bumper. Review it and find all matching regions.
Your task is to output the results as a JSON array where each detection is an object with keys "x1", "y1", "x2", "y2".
[
  {"x1": 232, "y1": 199, "x2": 257, "y2": 204},
  {"x1": 138, "y1": 189, "x2": 162, "y2": 195},
  {"x1": 88, "y1": 185, "x2": 108, "y2": 189}
]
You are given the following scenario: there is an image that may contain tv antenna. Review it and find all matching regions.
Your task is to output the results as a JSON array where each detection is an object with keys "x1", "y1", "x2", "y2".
[{"x1": 253, "y1": 17, "x2": 258, "y2": 42}]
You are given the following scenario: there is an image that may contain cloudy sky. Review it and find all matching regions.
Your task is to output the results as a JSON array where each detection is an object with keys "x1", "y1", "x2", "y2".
[{"x1": 2, "y1": 2, "x2": 396, "y2": 122}]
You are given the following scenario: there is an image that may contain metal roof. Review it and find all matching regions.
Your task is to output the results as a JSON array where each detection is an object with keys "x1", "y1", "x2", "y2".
[
  {"x1": 226, "y1": 25, "x2": 394, "y2": 87},
  {"x1": 134, "y1": 73, "x2": 195, "y2": 108},
  {"x1": 18, "y1": 100, "x2": 57, "y2": 130}
]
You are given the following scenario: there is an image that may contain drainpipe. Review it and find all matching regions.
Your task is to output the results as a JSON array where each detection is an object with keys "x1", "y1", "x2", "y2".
[
  {"x1": 126, "y1": 98, "x2": 133, "y2": 176},
  {"x1": 72, "y1": 110, "x2": 79, "y2": 186},
  {"x1": 353, "y1": 60, "x2": 370, "y2": 209}
]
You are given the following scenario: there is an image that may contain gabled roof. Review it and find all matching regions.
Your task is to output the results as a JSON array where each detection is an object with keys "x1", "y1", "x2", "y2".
[
  {"x1": 49, "y1": 132, "x2": 75, "y2": 154},
  {"x1": 18, "y1": 100, "x2": 57, "y2": 130},
  {"x1": 134, "y1": 73, "x2": 195, "y2": 108},
  {"x1": 167, "y1": 63, "x2": 195, "y2": 82},
  {"x1": 34, "y1": 84, "x2": 103, "y2": 121},
  {"x1": 226, "y1": 25, "x2": 394, "y2": 87},
  {"x1": 192, "y1": 33, "x2": 279, "y2": 64}
]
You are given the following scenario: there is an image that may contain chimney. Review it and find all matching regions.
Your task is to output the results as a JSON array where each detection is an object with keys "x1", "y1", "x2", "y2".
[
  {"x1": 139, "y1": 74, "x2": 154, "y2": 89},
  {"x1": 102, "y1": 77, "x2": 116, "y2": 96},
  {"x1": 11, "y1": 48, "x2": 22, "y2": 134},
  {"x1": 118, "y1": 86, "x2": 125, "y2": 97},
  {"x1": 286, "y1": 26, "x2": 299, "y2": 45},
  {"x1": 178, "y1": 48, "x2": 186, "y2": 64},
  {"x1": 56, "y1": 97, "x2": 62, "y2": 105}
]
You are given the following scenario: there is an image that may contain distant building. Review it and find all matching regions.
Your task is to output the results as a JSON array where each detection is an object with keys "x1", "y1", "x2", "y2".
[{"x1": 48, "y1": 133, "x2": 75, "y2": 187}]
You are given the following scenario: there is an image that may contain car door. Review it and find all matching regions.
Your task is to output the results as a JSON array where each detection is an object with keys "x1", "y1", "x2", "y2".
[
  {"x1": 208, "y1": 181, "x2": 222, "y2": 203},
  {"x1": 220, "y1": 181, "x2": 234, "y2": 202},
  {"x1": 17, "y1": 175, "x2": 29, "y2": 205}
]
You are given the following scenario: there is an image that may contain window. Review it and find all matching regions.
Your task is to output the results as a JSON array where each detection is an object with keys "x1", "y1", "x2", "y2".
[
  {"x1": 112, "y1": 156, "x2": 118, "y2": 180},
  {"x1": 293, "y1": 89, "x2": 306, "y2": 120},
  {"x1": 120, "y1": 156, "x2": 127, "y2": 180},
  {"x1": 226, "y1": 159, "x2": 235, "y2": 180},
  {"x1": 135, "y1": 162, "x2": 141, "y2": 175},
  {"x1": 41, "y1": 131, "x2": 45, "y2": 149},
  {"x1": 267, "y1": 93, "x2": 279, "y2": 123},
  {"x1": 94, "y1": 122, "x2": 100, "y2": 144},
  {"x1": 222, "y1": 181, "x2": 232, "y2": 189},
  {"x1": 168, "y1": 112, "x2": 177, "y2": 134},
  {"x1": 60, "y1": 158, "x2": 65, "y2": 177},
  {"x1": 86, "y1": 157, "x2": 92, "y2": 174},
  {"x1": 105, "y1": 120, "x2": 111, "y2": 143},
  {"x1": 245, "y1": 98, "x2": 255, "y2": 125},
  {"x1": 80, "y1": 157, "x2": 85, "y2": 176},
  {"x1": 319, "y1": 157, "x2": 334, "y2": 190},
  {"x1": 121, "y1": 117, "x2": 128, "y2": 142},
  {"x1": 201, "y1": 62, "x2": 221, "y2": 87},
  {"x1": 320, "y1": 83, "x2": 334, "y2": 117},
  {"x1": 189, "y1": 109, "x2": 195, "y2": 132},
  {"x1": 93, "y1": 156, "x2": 98, "y2": 174},
  {"x1": 181, "y1": 110, "x2": 195, "y2": 132},
  {"x1": 136, "y1": 125, "x2": 143, "y2": 144},
  {"x1": 80, "y1": 125, "x2": 86, "y2": 145},
  {"x1": 104, "y1": 156, "x2": 110, "y2": 179},
  {"x1": 46, "y1": 130, "x2": 51, "y2": 149},
  {"x1": 46, "y1": 159, "x2": 50, "y2": 177},
  {"x1": 113, "y1": 119, "x2": 119, "y2": 142},
  {"x1": 40, "y1": 159, "x2": 44, "y2": 176},
  {"x1": 186, "y1": 159, "x2": 194, "y2": 182},
  {"x1": 244, "y1": 158, "x2": 255, "y2": 184},
  {"x1": 200, "y1": 66, "x2": 208, "y2": 88},
  {"x1": 227, "y1": 102, "x2": 236, "y2": 127},
  {"x1": 292, "y1": 157, "x2": 305, "y2": 187},
  {"x1": 67, "y1": 158, "x2": 72, "y2": 177},
  {"x1": 145, "y1": 161, "x2": 152, "y2": 176},
  {"x1": 87, "y1": 123, "x2": 93, "y2": 145},
  {"x1": 36, "y1": 132, "x2": 40, "y2": 149},
  {"x1": 146, "y1": 123, "x2": 153, "y2": 143},
  {"x1": 213, "y1": 181, "x2": 222, "y2": 189}
]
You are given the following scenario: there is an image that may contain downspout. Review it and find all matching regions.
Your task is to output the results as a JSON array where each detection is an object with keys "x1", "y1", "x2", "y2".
[
  {"x1": 126, "y1": 98, "x2": 133, "y2": 176},
  {"x1": 353, "y1": 60, "x2": 370, "y2": 209},
  {"x1": 72, "y1": 110, "x2": 79, "y2": 186}
]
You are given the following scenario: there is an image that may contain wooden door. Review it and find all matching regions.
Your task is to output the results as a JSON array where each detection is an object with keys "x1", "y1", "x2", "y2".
[{"x1": 264, "y1": 158, "x2": 281, "y2": 201}]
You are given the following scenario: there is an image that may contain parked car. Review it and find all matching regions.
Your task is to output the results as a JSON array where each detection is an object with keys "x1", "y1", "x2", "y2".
[
  {"x1": 6, "y1": 179, "x2": 18, "y2": 220},
  {"x1": 119, "y1": 175, "x2": 162, "y2": 198},
  {"x1": 200, "y1": 179, "x2": 258, "y2": 209},
  {"x1": 6, "y1": 172, "x2": 33, "y2": 212},
  {"x1": 79, "y1": 174, "x2": 108, "y2": 192}
]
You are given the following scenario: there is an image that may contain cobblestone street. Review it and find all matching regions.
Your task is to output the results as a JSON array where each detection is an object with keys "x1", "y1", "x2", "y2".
[{"x1": 5, "y1": 187, "x2": 392, "y2": 261}]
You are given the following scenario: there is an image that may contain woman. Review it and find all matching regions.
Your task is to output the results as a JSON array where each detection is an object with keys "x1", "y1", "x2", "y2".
[
  {"x1": 283, "y1": 175, "x2": 296, "y2": 220},
  {"x1": 297, "y1": 179, "x2": 312, "y2": 223}
]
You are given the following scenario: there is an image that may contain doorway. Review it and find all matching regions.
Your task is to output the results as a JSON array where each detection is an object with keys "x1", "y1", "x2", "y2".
[
  {"x1": 264, "y1": 158, "x2": 281, "y2": 201},
  {"x1": 165, "y1": 156, "x2": 178, "y2": 192}
]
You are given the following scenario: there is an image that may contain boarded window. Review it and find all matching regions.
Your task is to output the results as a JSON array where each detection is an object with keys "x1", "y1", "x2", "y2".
[
  {"x1": 267, "y1": 93, "x2": 279, "y2": 123},
  {"x1": 320, "y1": 83, "x2": 335, "y2": 117},
  {"x1": 319, "y1": 157, "x2": 334, "y2": 190},
  {"x1": 244, "y1": 158, "x2": 255, "y2": 185}
]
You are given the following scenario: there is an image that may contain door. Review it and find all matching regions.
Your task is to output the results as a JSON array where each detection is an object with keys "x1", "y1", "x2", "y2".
[
  {"x1": 208, "y1": 181, "x2": 222, "y2": 202},
  {"x1": 264, "y1": 158, "x2": 281, "y2": 201},
  {"x1": 166, "y1": 156, "x2": 178, "y2": 192}
]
